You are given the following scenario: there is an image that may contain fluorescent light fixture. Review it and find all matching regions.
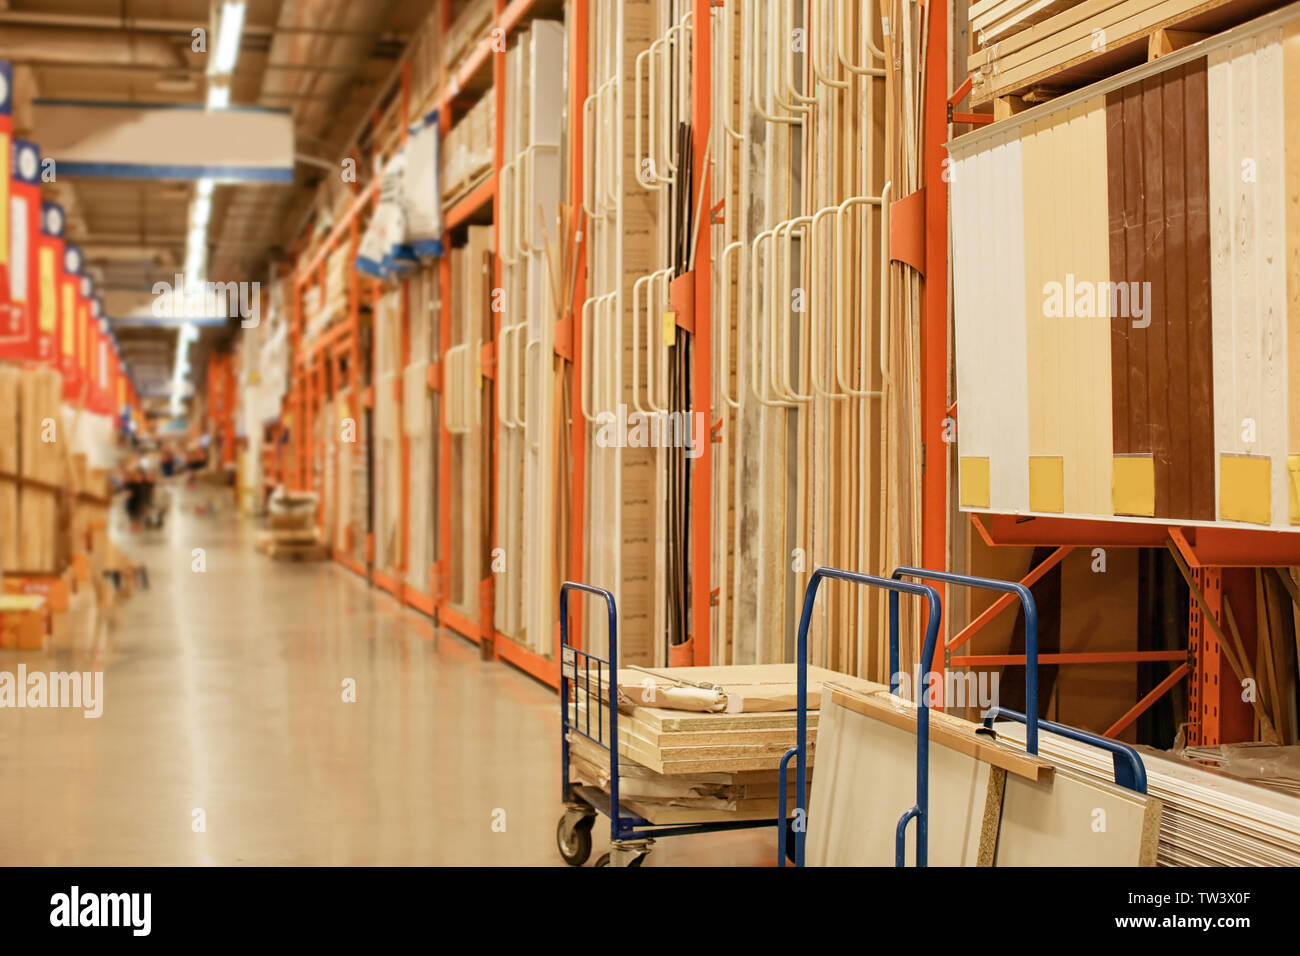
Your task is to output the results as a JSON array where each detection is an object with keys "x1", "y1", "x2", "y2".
[
  {"x1": 191, "y1": 197, "x2": 211, "y2": 230},
  {"x1": 196, "y1": 177, "x2": 215, "y2": 199},
  {"x1": 206, "y1": 82, "x2": 231, "y2": 110},
  {"x1": 213, "y1": 1, "x2": 247, "y2": 75}
]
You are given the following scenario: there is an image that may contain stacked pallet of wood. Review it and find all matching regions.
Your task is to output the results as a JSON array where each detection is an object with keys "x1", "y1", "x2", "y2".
[
  {"x1": 968, "y1": 0, "x2": 1291, "y2": 109},
  {"x1": 971, "y1": 0, "x2": 1082, "y2": 45},
  {"x1": 407, "y1": 2, "x2": 446, "y2": 115},
  {"x1": 445, "y1": 0, "x2": 495, "y2": 73},
  {"x1": 566, "y1": 665, "x2": 877, "y2": 822},
  {"x1": 0, "y1": 366, "x2": 68, "y2": 576},
  {"x1": 258, "y1": 490, "x2": 326, "y2": 561},
  {"x1": 441, "y1": 93, "x2": 495, "y2": 204},
  {"x1": 995, "y1": 720, "x2": 1300, "y2": 865}
]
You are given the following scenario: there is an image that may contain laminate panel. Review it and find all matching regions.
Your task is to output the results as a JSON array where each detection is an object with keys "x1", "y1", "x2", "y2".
[
  {"x1": 1106, "y1": 60, "x2": 1215, "y2": 521},
  {"x1": 805, "y1": 687, "x2": 1003, "y2": 866},
  {"x1": 1209, "y1": 31, "x2": 1289, "y2": 526},
  {"x1": 1020, "y1": 96, "x2": 1112, "y2": 517},
  {"x1": 1285, "y1": 22, "x2": 1300, "y2": 522},
  {"x1": 951, "y1": 127, "x2": 1031, "y2": 513}
]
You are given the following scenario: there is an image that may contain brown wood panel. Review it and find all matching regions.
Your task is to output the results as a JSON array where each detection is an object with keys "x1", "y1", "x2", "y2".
[{"x1": 1106, "y1": 60, "x2": 1215, "y2": 520}]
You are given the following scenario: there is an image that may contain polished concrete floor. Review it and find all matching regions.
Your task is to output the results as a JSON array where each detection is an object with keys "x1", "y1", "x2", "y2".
[{"x1": 0, "y1": 485, "x2": 771, "y2": 866}]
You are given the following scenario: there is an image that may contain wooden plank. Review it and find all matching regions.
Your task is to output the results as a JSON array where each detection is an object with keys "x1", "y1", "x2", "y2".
[
  {"x1": 1288, "y1": 22, "x2": 1300, "y2": 504},
  {"x1": 826, "y1": 684, "x2": 1056, "y2": 781},
  {"x1": 970, "y1": 0, "x2": 1291, "y2": 105}
]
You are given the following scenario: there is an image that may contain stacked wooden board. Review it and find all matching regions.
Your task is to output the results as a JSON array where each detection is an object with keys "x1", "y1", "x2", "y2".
[
  {"x1": 447, "y1": 226, "x2": 493, "y2": 620},
  {"x1": 951, "y1": 6, "x2": 1300, "y2": 530},
  {"x1": 995, "y1": 721, "x2": 1300, "y2": 864},
  {"x1": 968, "y1": 0, "x2": 1291, "y2": 107},
  {"x1": 0, "y1": 365, "x2": 68, "y2": 576},
  {"x1": 566, "y1": 665, "x2": 878, "y2": 823},
  {"x1": 972, "y1": 0, "x2": 1083, "y2": 45}
]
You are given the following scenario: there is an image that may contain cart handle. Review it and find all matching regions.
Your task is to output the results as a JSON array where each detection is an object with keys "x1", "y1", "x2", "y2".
[
  {"x1": 793, "y1": 567, "x2": 941, "y2": 868},
  {"x1": 982, "y1": 706, "x2": 1148, "y2": 794},
  {"x1": 558, "y1": 582, "x2": 620, "y2": 840},
  {"x1": 892, "y1": 566, "x2": 1040, "y2": 756}
]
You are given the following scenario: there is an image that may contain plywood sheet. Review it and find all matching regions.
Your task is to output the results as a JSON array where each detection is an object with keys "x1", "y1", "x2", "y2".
[
  {"x1": 997, "y1": 766, "x2": 1162, "y2": 865},
  {"x1": 806, "y1": 686, "x2": 1005, "y2": 866}
]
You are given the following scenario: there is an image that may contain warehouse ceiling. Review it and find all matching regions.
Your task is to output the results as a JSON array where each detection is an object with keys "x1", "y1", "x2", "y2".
[{"x1": 0, "y1": 0, "x2": 437, "y2": 399}]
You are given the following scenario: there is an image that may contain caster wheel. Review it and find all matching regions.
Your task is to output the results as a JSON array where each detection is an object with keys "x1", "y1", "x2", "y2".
[
  {"x1": 594, "y1": 851, "x2": 644, "y2": 868},
  {"x1": 557, "y1": 815, "x2": 594, "y2": 866}
]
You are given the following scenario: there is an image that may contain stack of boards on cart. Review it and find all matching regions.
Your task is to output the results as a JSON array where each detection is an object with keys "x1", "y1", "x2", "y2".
[
  {"x1": 566, "y1": 665, "x2": 878, "y2": 825},
  {"x1": 807, "y1": 682, "x2": 1163, "y2": 866},
  {"x1": 996, "y1": 725, "x2": 1300, "y2": 865}
]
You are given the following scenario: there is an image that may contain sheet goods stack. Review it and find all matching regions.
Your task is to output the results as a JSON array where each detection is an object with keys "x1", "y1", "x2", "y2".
[
  {"x1": 441, "y1": 93, "x2": 496, "y2": 204},
  {"x1": 404, "y1": 264, "x2": 438, "y2": 599},
  {"x1": 967, "y1": 0, "x2": 1293, "y2": 108},
  {"x1": 372, "y1": 286, "x2": 405, "y2": 578},
  {"x1": 708, "y1": 0, "x2": 899, "y2": 680},
  {"x1": 996, "y1": 722, "x2": 1300, "y2": 865},
  {"x1": 0, "y1": 366, "x2": 69, "y2": 576},
  {"x1": 579, "y1": 0, "x2": 661, "y2": 667},
  {"x1": 494, "y1": 20, "x2": 566, "y2": 659},
  {"x1": 952, "y1": 5, "x2": 1300, "y2": 531},
  {"x1": 567, "y1": 665, "x2": 878, "y2": 822},
  {"x1": 447, "y1": 226, "x2": 493, "y2": 620},
  {"x1": 444, "y1": 0, "x2": 495, "y2": 73},
  {"x1": 257, "y1": 490, "x2": 326, "y2": 561},
  {"x1": 808, "y1": 683, "x2": 1162, "y2": 865}
]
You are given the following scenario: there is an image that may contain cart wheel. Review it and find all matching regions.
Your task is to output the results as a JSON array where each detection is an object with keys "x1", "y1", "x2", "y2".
[
  {"x1": 556, "y1": 815, "x2": 594, "y2": 866},
  {"x1": 593, "y1": 851, "x2": 645, "y2": 868}
]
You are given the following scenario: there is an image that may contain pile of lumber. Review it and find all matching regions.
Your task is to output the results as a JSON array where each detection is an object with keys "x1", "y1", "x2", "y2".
[
  {"x1": 0, "y1": 366, "x2": 68, "y2": 576},
  {"x1": 259, "y1": 490, "x2": 326, "y2": 561},
  {"x1": 995, "y1": 721, "x2": 1300, "y2": 865},
  {"x1": 441, "y1": 93, "x2": 494, "y2": 204},
  {"x1": 971, "y1": 0, "x2": 1082, "y2": 45},
  {"x1": 255, "y1": 529, "x2": 327, "y2": 561},
  {"x1": 444, "y1": 0, "x2": 494, "y2": 72},
  {"x1": 968, "y1": 0, "x2": 1290, "y2": 108},
  {"x1": 566, "y1": 665, "x2": 878, "y2": 824}
]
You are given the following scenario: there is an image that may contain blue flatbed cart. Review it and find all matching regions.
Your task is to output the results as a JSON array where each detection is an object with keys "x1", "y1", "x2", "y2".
[
  {"x1": 780, "y1": 565, "x2": 1150, "y2": 867},
  {"x1": 555, "y1": 581, "x2": 789, "y2": 867}
]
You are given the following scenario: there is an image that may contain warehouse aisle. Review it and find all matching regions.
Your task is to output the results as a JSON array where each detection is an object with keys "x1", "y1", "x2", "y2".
[{"x1": 0, "y1": 490, "x2": 770, "y2": 866}]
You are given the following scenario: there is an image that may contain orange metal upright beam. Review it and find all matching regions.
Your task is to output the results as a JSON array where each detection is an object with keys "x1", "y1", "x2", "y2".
[
  {"x1": 689, "y1": 0, "x2": 712, "y2": 665},
  {"x1": 437, "y1": 0, "x2": 456, "y2": 618},
  {"x1": 922, "y1": 0, "x2": 949, "y2": 695},
  {"x1": 567, "y1": 0, "x2": 589, "y2": 649}
]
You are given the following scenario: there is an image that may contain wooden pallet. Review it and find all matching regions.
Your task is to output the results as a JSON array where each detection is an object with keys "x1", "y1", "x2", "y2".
[{"x1": 969, "y1": 0, "x2": 1290, "y2": 107}]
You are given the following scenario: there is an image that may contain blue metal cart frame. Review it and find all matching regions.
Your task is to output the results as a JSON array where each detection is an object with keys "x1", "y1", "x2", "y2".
[
  {"x1": 556, "y1": 581, "x2": 785, "y2": 867},
  {"x1": 781, "y1": 565, "x2": 1150, "y2": 867},
  {"x1": 783, "y1": 567, "x2": 943, "y2": 867}
]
